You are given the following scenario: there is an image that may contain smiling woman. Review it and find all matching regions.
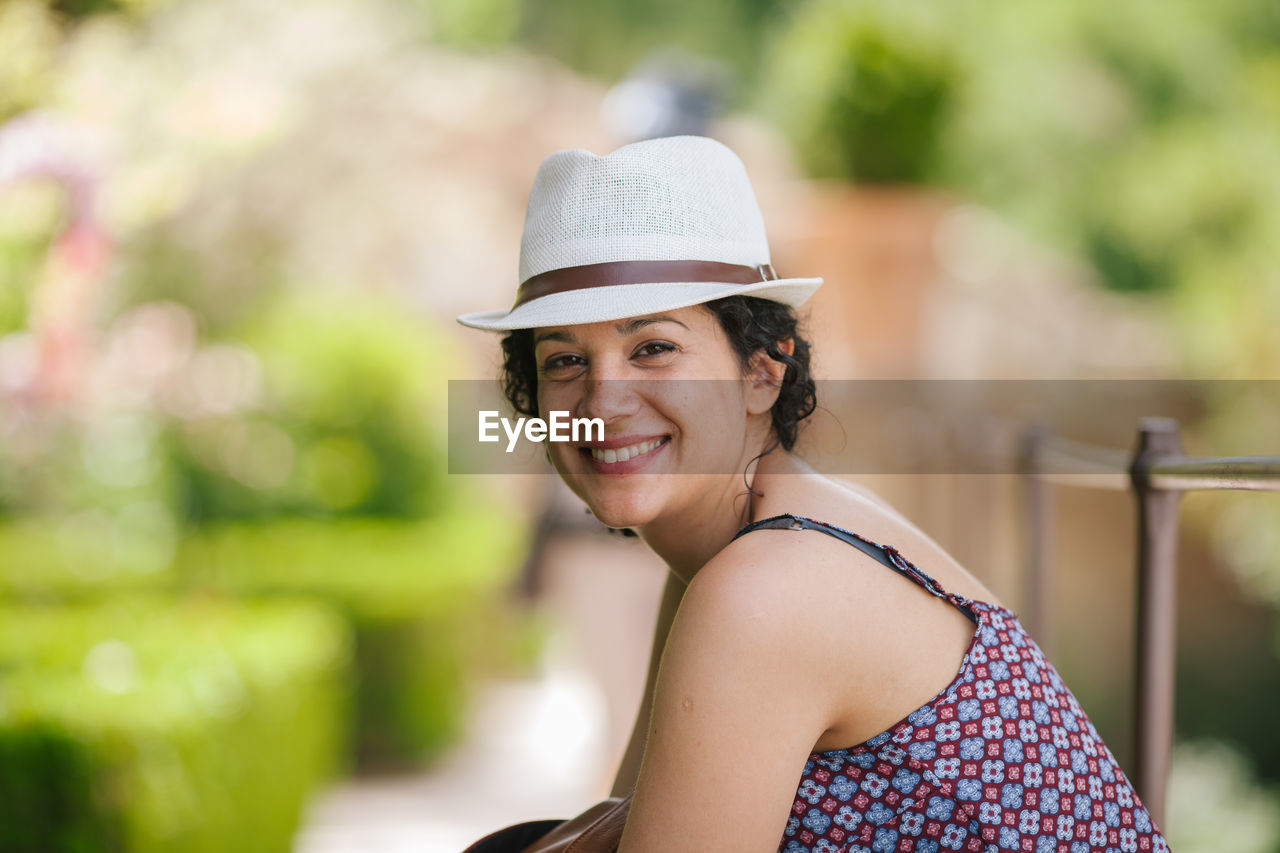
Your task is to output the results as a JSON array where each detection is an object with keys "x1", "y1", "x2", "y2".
[{"x1": 456, "y1": 136, "x2": 1169, "y2": 853}]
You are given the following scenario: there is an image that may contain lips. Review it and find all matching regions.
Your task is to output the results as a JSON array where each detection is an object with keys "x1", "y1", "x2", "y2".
[
  {"x1": 578, "y1": 435, "x2": 670, "y2": 471},
  {"x1": 589, "y1": 438, "x2": 664, "y2": 463}
]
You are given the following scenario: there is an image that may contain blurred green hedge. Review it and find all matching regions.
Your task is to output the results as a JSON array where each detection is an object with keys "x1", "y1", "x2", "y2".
[
  {"x1": 0, "y1": 595, "x2": 352, "y2": 853},
  {"x1": 0, "y1": 274, "x2": 541, "y2": 768},
  {"x1": 0, "y1": 506, "x2": 536, "y2": 770},
  {"x1": 170, "y1": 291, "x2": 457, "y2": 524},
  {"x1": 173, "y1": 511, "x2": 536, "y2": 767},
  {"x1": 0, "y1": 514, "x2": 177, "y2": 603}
]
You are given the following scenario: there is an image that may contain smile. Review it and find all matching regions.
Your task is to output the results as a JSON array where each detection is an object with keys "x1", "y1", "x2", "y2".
[
  {"x1": 589, "y1": 437, "x2": 665, "y2": 463},
  {"x1": 579, "y1": 436, "x2": 671, "y2": 471}
]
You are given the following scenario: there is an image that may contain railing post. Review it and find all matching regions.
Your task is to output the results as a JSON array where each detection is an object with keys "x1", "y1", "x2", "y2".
[
  {"x1": 1127, "y1": 417, "x2": 1183, "y2": 829},
  {"x1": 1020, "y1": 423, "x2": 1053, "y2": 658}
]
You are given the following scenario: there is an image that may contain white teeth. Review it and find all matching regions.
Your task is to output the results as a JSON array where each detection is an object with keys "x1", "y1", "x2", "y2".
[{"x1": 590, "y1": 438, "x2": 663, "y2": 463}]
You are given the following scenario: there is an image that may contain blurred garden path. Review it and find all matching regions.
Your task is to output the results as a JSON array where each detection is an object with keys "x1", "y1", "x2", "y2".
[{"x1": 294, "y1": 530, "x2": 668, "y2": 853}]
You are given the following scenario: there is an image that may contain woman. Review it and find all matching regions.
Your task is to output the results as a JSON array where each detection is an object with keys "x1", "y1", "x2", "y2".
[{"x1": 458, "y1": 135, "x2": 1168, "y2": 853}]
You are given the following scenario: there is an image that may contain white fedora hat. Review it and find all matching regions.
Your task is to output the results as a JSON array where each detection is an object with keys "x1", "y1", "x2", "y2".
[{"x1": 456, "y1": 135, "x2": 822, "y2": 331}]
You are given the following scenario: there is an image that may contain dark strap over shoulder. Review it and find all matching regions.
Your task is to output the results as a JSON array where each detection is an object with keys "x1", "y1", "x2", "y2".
[
  {"x1": 732, "y1": 513, "x2": 979, "y2": 625},
  {"x1": 733, "y1": 514, "x2": 899, "y2": 572}
]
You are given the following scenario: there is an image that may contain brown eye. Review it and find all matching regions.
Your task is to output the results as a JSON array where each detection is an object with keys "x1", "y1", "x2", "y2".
[
  {"x1": 541, "y1": 353, "x2": 586, "y2": 375},
  {"x1": 634, "y1": 341, "x2": 677, "y2": 359}
]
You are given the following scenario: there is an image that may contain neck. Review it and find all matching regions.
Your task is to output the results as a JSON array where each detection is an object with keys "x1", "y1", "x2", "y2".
[{"x1": 636, "y1": 438, "x2": 801, "y2": 584}]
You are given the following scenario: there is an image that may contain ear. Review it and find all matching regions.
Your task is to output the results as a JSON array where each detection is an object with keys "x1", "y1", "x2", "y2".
[{"x1": 744, "y1": 339, "x2": 793, "y2": 416}]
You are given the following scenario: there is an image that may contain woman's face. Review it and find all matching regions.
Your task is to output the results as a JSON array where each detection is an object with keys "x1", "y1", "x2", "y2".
[{"x1": 533, "y1": 304, "x2": 776, "y2": 531}]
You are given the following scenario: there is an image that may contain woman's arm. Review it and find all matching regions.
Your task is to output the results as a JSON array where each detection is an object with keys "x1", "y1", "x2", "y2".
[
  {"x1": 615, "y1": 540, "x2": 838, "y2": 853},
  {"x1": 610, "y1": 570, "x2": 688, "y2": 798}
]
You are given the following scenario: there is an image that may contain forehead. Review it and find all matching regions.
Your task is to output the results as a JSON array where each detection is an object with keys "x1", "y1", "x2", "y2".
[{"x1": 532, "y1": 305, "x2": 717, "y2": 346}]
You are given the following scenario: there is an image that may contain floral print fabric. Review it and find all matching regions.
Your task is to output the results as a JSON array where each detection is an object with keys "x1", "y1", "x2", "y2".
[{"x1": 734, "y1": 515, "x2": 1170, "y2": 853}]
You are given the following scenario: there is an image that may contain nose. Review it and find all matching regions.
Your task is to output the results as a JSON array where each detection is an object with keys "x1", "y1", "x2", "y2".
[{"x1": 576, "y1": 366, "x2": 641, "y2": 425}]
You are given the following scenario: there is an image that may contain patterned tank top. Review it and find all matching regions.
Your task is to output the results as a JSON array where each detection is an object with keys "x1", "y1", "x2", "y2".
[{"x1": 730, "y1": 514, "x2": 1170, "y2": 853}]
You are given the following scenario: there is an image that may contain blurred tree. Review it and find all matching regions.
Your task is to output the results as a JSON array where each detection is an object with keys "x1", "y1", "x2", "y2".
[
  {"x1": 939, "y1": 0, "x2": 1280, "y2": 299},
  {"x1": 759, "y1": 0, "x2": 1280, "y2": 299},
  {"x1": 760, "y1": 0, "x2": 958, "y2": 183}
]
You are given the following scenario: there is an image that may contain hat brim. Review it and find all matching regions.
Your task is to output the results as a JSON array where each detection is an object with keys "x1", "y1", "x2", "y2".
[{"x1": 455, "y1": 277, "x2": 823, "y2": 331}]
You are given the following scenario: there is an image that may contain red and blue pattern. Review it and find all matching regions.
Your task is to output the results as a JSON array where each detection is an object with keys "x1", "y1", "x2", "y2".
[{"x1": 736, "y1": 516, "x2": 1170, "y2": 853}]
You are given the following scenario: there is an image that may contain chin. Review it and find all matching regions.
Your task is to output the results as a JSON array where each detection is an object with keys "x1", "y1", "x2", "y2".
[
  {"x1": 569, "y1": 480, "x2": 664, "y2": 532},
  {"x1": 582, "y1": 497, "x2": 655, "y2": 532}
]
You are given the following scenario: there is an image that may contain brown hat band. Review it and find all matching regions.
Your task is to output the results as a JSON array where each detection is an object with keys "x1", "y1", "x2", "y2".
[{"x1": 513, "y1": 259, "x2": 779, "y2": 309}]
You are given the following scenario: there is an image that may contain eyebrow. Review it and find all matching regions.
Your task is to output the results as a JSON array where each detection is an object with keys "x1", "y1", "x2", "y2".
[
  {"x1": 533, "y1": 330, "x2": 576, "y2": 346},
  {"x1": 615, "y1": 316, "x2": 688, "y2": 335},
  {"x1": 533, "y1": 316, "x2": 689, "y2": 347}
]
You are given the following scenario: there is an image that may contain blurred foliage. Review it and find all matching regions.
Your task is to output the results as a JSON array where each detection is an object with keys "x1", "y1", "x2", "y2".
[
  {"x1": 1166, "y1": 740, "x2": 1280, "y2": 852},
  {"x1": 0, "y1": 291, "x2": 459, "y2": 525},
  {"x1": 173, "y1": 513, "x2": 523, "y2": 618},
  {"x1": 0, "y1": 511, "x2": 177, "y2": 601},
  {"x1": 0, "y1": 2, "x2": 541, "y2": 836},
  {"x1": 943, "y1": 2, "x2": 1280, "y2": 301},
  {"x1": 0, "y1": 595, "x2": 352, "y2": 853},
  {"x1": 759, "y1": 0, "x2": 1280, "y2": 302},
  {"x1": 46, "y1": 0, "x2": 172, "y2": 18},
  {"x1": 0, "y1": 504, "x2": 537, "y2": 770},
  {"x1": 761, "y1": 0, "x2": 956, "y2": 183},
  {"x1": 0, "y1": 184, "x2": 60, "y2": 338},
  {"x1": 412, "y1": 0, "x2": 521, "y2": 45},
  {"x1": 173, "y1": 513, "x2": 534, "y2": 766},
  {"x1": 6, "y1": 0, "x2": 1279, "y2": 311},
  {"x1": 0, "y1": 1, "x2": 60, "y2": 123},
  {"x1": 2, "y1": 0, "x2": 1279, "y2": 839},
  {"x1": 0, "y1": 499, "x2": 524, "y2": 606},
  {"x1": 1176, "y1": 620, "x2": 1280, "y2": 798},
  {"x1": 167, "y1": 291, "x2": 455, "y2": 524},
  {"x1": 428, "y1": 0, "x2": 1280, "y2": 324}
]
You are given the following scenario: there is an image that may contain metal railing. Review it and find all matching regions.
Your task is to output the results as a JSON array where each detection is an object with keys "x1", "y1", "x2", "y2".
[{"x1": 1019, "y1": 416, "x2": 1280, "y2": 829}]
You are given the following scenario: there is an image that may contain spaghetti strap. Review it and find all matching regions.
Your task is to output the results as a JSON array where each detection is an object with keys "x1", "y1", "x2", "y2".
[{"x1": 732, "y1": 513, "x2": 978, "y2": 625}]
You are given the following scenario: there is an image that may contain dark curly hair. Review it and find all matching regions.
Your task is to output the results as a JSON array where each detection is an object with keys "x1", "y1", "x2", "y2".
[{"x1": 498, "y1": 295, "x2": 817, "y2": 451}]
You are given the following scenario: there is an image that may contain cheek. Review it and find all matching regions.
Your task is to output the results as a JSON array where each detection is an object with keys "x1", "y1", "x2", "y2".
[
  {"x1": 667, "y1": 387, "x2": 749, "y2": 446},
  {"x1": 547, "y1": 446, "x2": 579, "y2": 484},
  {"x1": 536, "y1": 383, "x2": 574, "y2": 417}
]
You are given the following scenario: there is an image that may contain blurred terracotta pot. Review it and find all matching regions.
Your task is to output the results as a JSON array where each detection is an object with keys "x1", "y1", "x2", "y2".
[{"x1": 775, "y1": 183, "x2": 955, "y2": 379}]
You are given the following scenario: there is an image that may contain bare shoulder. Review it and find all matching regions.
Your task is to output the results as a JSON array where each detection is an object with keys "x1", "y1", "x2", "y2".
[
  {"x1": 685, "y1": 522, "x2": 910, "y2": 643},
  {"x1": 680, "y1": 531, "x2": 821, "y2": 630},
  {"x1": 665, "y1": 529, "x2": 890, "y2": 732},
  {"x1": 754, "y1": 472, "x2": 1006, "y2": 609},
  {"x1": 692, "y1": 524, "x2": 868, "y2": 603},
  {"x1": 714, "y1": 482, "x2": 995, "y2": 751}
]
